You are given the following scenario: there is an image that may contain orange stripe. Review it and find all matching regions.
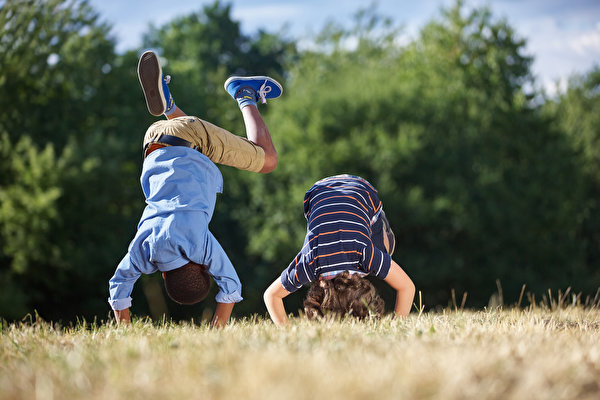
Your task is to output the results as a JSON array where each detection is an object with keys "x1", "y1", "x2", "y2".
[
  {"x1": 307, "y1": 250, "x2": 362, "y2": 267},
  {"x1": 294, "y1": 256, "x2": 299, "y2": 282},
  {"x1": 311, "y1": 210, "x2": 369, "y2": 226},
  {"x1": 367, "y1": 244, "x2": 374, "y2": 271},
  {"x1": 366, "y1": 192, "x2": 376, "y2": 211},
  {"x1": 373, "y1": 202, "x2": 382, "y2": 214}
]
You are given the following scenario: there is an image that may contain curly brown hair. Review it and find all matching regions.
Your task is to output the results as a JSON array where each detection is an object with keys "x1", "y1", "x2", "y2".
[
  {"x1": 163, "y1": 262, "x2": 211, "y2": 305},
  {"x1": 303, "y1": 271, "x2": 385, "y2": 320}
]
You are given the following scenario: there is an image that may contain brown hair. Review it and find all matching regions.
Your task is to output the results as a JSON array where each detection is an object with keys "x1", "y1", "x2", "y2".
[
  {"x1": 163, "y1": 262, "x2": 211, "y2": 305},
  {"x1": 303, "y1": 271, "x2": 385, "y2": 320}
]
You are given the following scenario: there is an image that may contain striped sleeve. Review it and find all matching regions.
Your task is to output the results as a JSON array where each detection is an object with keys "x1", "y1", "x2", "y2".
[
  {"x1": 280, "y1": 251, "x2": 314, "y2": 293},
  {"x1": 361, "y1": 242, "x2": 392, "y2": 280}
]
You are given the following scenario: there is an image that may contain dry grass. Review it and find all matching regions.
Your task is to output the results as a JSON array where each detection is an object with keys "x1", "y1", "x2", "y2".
[{"x1": 1, "y1": 307, "x2": 600, "y2": 400}]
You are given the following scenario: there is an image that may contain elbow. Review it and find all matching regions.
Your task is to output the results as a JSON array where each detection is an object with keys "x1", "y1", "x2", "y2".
[
  {"x1": 407, "y1": 280, "x2": 416, "y2": 300},
  {"x1": 263, "y1": 288, "x2": 272, "y2": 306}
]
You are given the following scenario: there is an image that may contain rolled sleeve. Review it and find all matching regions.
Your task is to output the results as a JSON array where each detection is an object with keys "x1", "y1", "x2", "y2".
[
  {"x1": 202, "y1": 231, "x2": 243, "y2": 303},
  {"x1": 362, "y1": 242, "x2": 392, "y2": 279},
  {"x1": 280, "y1": 271, "x2": 302, "y2": 294},
  {"x1": 215, "y1": 290, "x2": 243, "y2": 304},
  {"x1": 280, "y1": 252, "x2": 310, "y2": 294},
  {"x1": 108, "y1": 297, "x2": 132, "y2": 311},
  {"x1": 108, "y1": 255, "x2": 142, "y2": 310}
]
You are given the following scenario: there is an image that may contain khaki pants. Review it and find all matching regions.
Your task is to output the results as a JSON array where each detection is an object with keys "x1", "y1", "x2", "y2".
[{"x1": 143, "y1": 116, "x2": 265, "y2": 173}]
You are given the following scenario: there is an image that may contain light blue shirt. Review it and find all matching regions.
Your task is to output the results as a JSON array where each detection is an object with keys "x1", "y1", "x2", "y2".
[{"x1": 108, "y1": 146, "x2": 243, "y2": 311}]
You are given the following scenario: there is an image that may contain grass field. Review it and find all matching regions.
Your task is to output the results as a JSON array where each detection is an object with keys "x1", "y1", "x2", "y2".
[{"x1": 1, "y1": 306, "x2": 600, "y2": 400}]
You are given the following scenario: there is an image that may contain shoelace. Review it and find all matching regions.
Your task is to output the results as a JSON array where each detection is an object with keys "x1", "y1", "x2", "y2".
[{"x1": 258, "y1": 80, "x2": 272, "y2": 104}]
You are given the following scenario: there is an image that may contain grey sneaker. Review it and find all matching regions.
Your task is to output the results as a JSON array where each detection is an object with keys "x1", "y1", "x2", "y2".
[{"x1": 137, "y1": 50, "x2": 174, "y2": 116}]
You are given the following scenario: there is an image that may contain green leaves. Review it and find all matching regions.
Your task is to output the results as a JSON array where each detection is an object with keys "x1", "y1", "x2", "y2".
[
  {"x1": 0, "y1": 133, "x2": 65, "y2": 273},
  {"x1": 0, "y1": 0, "x2": 597, "y2": 321},
  {"x1": 240, "y1": 1, "x2": 594, "y2": 308}
]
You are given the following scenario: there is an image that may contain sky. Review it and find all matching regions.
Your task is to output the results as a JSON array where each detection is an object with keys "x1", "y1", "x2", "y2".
[{"x1": 89, "y1": 0, "x2": 600, "y2": 94}]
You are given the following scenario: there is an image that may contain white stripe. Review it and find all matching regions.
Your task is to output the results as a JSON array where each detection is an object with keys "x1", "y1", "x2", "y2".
[
  {"x1": 375, "y1": 254, "x2": 384, "y2": 276},
  {"x1": 307, "y1": 190, "x2": 330, "y2": 204},
  {"x1": 344, "y1": 188, "x2": 370, "y2": 208},
  {"x1": 314, "y1": 260, "x2": 360, "y2": 271},
  {"x1": 287, "y1": 274, "x2": 302, "y2": 288},
  {"x1": 311, "y1": 201, "x2": 369, "y2": 220},
  {"x1": 310, "y1": 188, "x2": 370, "y2": 210},
  {"x1": 298, "y1": 219, "x2": 369, "y2": 257},
  {"x1": 371, "y1": 208, "x2": 383, "y2": 225},
  {"x1": 310, "y1": 219, "x2": 366, "y2": 231},
  {"x1": 306, "y1": 239, "x2": 367, "y2": 258},
  {"x1": 301, "y1": 253, "x2": 312, "y2": 282},
  {"x1": 321, "y1": 270, "x2": 368, "y2": 279}
]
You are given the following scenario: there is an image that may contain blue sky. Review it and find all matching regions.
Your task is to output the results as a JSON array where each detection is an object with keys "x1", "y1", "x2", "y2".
[{"x1": 89, "y1": 0, "x2": 600, "y2": 94}]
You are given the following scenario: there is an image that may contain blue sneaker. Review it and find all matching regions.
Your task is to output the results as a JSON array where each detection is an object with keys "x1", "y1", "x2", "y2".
[
  {"x1": 224, "y1": 76, "x2": 283, "y2": 104},
  {"x1": 137, "y1": 50, "x2": 175, "y2": 116}
]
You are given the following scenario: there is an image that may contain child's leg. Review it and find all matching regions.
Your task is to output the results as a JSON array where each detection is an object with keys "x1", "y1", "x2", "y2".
[
  {"x1": 165, "y1": 105, "x2": 275, "y2": 172},
  {"x1": 224, "y1": 76, "x2": 283, "y2": 173},
  {"x1": 239, "y1": 104, "x2": 277, "y2": 173},
  {"x1": 138, "y1": 51, "x2": 281, "y2": 173}
]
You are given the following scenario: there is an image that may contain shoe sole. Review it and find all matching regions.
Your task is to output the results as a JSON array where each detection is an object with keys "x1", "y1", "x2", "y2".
[
  {"x1": 138, "y1": 51, "x2": 166, "y2": 116},
  {"x1": 224, "y1": 76, "x2": 283, "y2": 98}
]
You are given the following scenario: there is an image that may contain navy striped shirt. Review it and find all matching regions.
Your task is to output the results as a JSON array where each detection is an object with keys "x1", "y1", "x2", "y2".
[{"x1": 280, "y1": 175, "x2": 392, "y2": 293}]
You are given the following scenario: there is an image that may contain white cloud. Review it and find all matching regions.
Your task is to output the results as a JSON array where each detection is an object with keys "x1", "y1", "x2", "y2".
[
  {"x1": 570, "y1": 22, "x2": 600, "y2": 56},
  {"x1": 88, "y1": 0, "x2": 599, "y2": 95}
]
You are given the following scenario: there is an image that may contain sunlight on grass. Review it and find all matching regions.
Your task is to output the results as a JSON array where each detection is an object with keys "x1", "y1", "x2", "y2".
[{"x1": 1, "y1": 308, "x2": 599, "y2": 399}]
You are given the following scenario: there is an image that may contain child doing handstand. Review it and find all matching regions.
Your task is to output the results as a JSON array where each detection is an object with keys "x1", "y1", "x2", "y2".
[
  {"x1": 263, "y1": 174, "x2": 415, "y2": 325},
  {"x1": 109, "y1": 51, "x2": 282, "y2": 327}
]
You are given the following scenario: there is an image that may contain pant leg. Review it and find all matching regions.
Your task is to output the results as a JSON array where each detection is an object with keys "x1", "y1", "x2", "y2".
[{"x1": 143, "y1": 116, "x2": 265, "y2": 173}]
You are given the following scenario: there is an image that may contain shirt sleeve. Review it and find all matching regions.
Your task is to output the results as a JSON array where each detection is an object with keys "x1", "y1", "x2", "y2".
[
  {"x1": 108, "y1": 254, "x2": 143, "y2": 311},
  {"x1": 361, "y1": 241, "x2": 392, "y2": 280},
  {"x1": 280, "y1": 251, "x2": 313, "y2": 293},
  {"x1": 202, "y1": 231, "x2": 243, "y2": 303}
]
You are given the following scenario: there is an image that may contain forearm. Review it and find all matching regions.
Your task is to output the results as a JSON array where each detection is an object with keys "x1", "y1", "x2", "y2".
[
  {"x1": 264, "y1": 295, "x2": 288, "y2": 326},
  {"x1": 211, "y1": 302, "x2": 234, "y2": 328},
  {"x1": 394, "y1": 284, "x2": 416, "y2": 317},
  {"x1": 385, "y1": 261, "x2": 415, "y2": 318},
  {"x1": 263, "y1": 280, "x2": 290, "y2": 326},
  {"x1": 113, "y1": 308, "x2": 131, "y2": 325}
]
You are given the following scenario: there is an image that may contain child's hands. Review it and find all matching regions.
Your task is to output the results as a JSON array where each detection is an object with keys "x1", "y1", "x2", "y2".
[{"x1": 211, "y1": 302, "x2": 234, "y2": 328}]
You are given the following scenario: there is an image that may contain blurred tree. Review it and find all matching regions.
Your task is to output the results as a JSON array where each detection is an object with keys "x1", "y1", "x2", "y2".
[
  {"x1": 0, "y1": 0, "x2": 146, "y2": 321},
  {"x1": 141, "y1": 0, "x2": 295, "y2": 125},
  {"x1": 0, "y1": 0, "x2": 594, "y2": 321},
  {"x1": 545, "y1": 67, "x2": 600, "y2": 292},
  {"x1": 241, "y1": 0, "x2": 589, "y2": 310},
  {"x1": 394, "y1": 1, "x2": 588, "y2": 306},
  {"x1": 137, "y1": 0, "x2": 297, "y2": 316}
]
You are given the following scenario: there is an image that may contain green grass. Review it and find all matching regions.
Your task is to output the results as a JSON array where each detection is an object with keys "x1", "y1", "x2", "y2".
[{"x1": 1, "y1": 307, "x2": 600, "y2": 400}]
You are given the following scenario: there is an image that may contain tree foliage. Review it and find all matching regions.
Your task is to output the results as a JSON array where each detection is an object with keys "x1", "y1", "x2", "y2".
[
  {"x1": 0, "y1": 0, "x2": 144, "y2": 320},
  {"x1": 241, "y1": 2, "x2": 592, "y2": 308},
  {"x1": 545, "y1": 67, "x2": 600, "y2": 290},
  {"x1": 0, "y1": 0, "x2": 597, "y2": 321}
]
